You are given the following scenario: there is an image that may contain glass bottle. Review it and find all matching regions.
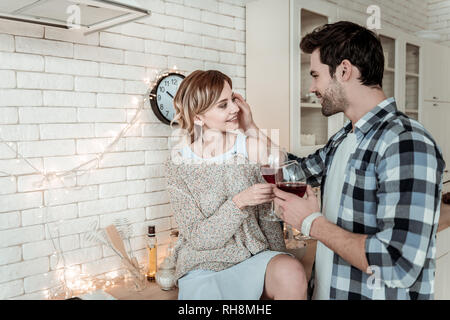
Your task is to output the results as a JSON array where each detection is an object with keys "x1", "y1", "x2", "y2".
[
  {"x1": 167, "y1": 230, "x2": 179, "y2": 257},
  {"x1": 146, "y1": 225, "x2": 157, "y2": 281}
]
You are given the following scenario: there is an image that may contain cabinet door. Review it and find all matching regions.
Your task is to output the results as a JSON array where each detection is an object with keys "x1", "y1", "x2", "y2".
[
  {"x1": 422, "y1": 101, "x2": 450, "y2": 166},
  {"x1": 423, "y1": 43, "x2": 449, "y2": 102},
  {"x1": 435, "y1": 252, "x2": 450, "y2": 300},
  {"x1": 435, "y1": 228, "x2": 450, "y2": 300}
]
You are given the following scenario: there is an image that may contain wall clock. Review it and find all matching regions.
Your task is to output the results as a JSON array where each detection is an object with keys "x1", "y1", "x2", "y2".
[{"x1": 149, "y1": 71, "x2": 185, "y2": 125}]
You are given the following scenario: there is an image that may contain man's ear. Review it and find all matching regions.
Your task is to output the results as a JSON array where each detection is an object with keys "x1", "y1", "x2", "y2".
[{"x1": 339, "y1": 59, "x2": 353, "y2": 81}]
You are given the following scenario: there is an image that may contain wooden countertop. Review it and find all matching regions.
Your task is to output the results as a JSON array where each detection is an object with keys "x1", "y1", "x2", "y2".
[
  {"x1": 438, "y1": 200, "x2": 450, "y2": 233},
  {"x1": 106, "y1": 281, "x2": 178, "y2": 300}
]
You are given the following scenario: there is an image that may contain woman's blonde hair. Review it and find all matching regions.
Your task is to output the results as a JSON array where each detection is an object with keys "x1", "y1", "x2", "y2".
[{"x1": 172, "y1": 70, "x2": 232, "y2": 141}]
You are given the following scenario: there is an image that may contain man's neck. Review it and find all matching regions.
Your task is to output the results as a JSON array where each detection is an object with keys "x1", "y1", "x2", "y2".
[{"x1": 344, "y1": 87, "x2": 388, "y2": 131}]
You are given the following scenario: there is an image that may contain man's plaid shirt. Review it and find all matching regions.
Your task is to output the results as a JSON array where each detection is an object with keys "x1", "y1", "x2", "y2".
[{"x1": 288, "y1": 98, "x2": 446, "y2": 299}]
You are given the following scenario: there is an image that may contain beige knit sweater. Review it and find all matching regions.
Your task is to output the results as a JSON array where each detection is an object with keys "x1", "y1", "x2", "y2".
[{"x1": 165, "y1": 153, "x2": 286, "y2": 281}]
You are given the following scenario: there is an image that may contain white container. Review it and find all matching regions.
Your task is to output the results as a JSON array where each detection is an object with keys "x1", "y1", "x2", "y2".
[
  {"x1": 301, "y1": 134, "x2": 316, "y2": 146},
  {"x1": 155, "y1": 257, "x2": 177, "y2": 291}
]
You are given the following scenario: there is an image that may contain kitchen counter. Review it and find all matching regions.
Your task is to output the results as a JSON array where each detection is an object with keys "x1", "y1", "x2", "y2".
[
  {"x1": 438, "y1": 200, "x2": 450, "y2": 233},
  {"x1": 105, "y1": 281, "x2": 178, "y2": 300}
]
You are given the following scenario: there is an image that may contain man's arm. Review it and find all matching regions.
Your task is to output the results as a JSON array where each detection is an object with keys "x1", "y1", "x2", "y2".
[
  {"x1": 310, "y1": 216, "x2": 371, "y2": 274},
  {"x1": 274, "y1": 185, "x2": 372, "y2": 274},
  {"x1": 362, "y1": 130, "x2": 445, "y2": 288}
]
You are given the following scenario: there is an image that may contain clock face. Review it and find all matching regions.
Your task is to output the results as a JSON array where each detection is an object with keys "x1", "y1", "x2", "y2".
[{"x1": 152, "y1": 73, "x2": 184, "y2": 125}]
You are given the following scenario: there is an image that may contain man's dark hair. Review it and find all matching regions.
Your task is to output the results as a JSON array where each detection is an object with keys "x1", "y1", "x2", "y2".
[{"x1": 300, "y1": 21, "x2": 384, "y2": 88}]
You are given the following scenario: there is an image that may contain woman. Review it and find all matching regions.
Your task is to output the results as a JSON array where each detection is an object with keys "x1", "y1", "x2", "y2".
[{"x1": 166, "y1": 70, "x2": 307, "y2": 300}]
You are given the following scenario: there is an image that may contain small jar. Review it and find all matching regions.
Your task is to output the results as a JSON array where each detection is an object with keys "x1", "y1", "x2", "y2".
[{"x1": 155, "y1": 257, "x2": 176, "y2": 291}]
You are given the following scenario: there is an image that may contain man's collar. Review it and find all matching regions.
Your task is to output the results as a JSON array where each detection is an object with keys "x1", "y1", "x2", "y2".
[{"x1": 353, "y1": 97, "x2": 397, "y2": 135}]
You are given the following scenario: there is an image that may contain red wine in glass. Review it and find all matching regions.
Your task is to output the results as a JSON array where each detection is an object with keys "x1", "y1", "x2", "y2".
[
  {"x1": 276, "y1": 182, "x2": 307, "y2": 197},
  {"x1": 261, "y1": 166, "x2": 277, "y2": 184},
  {"x1": 262, "y1": 173, "x2": 276, "y2": 184}
]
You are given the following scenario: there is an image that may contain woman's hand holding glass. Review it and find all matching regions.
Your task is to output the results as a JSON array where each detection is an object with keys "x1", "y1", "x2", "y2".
[
  {"x1": 259, "y1": 149, "x2": 298, "y2": 221},
  {"x1": 232, "y1": 184, "x2": 275, "y2": 210}
]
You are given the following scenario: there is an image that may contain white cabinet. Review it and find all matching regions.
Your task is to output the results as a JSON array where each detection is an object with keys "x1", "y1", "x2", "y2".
[
  {"x1": 246, "y1": 0, "x2": 343, "y2": 154},
  {"x1": 298, "y1": 6, "x2": 344, "y2": 153},
  {"x1": 247, "y1": 0, "x2": 431, "y2": 155},
  {"x1": 435, "y1": 227, "x2": 450, "y2": 300},
  {"x1": 404, "y1": 43, "x2": 421, "y2": 121},
  {"x1": 422, "y1": 101, "x2": 450, "y2": 166},
  {"x1": 423, "y1": 43, "x2": 450, "y2": 103},
  {"x1": 435, "y1": 253, "x2": 450, "y2": 300},
  {"x1": 379, "y1": 35, "x2": 397, "y2": 101}
]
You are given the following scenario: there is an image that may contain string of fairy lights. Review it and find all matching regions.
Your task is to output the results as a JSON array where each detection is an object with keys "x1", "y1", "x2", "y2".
[{"x1": 0, "y1": 68, "x2": 181, "y2": 299}]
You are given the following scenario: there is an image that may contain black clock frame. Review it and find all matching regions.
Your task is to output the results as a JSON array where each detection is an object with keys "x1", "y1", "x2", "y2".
[{"x1": 149, "y1": 72, "x2": 185, "y2": 125}]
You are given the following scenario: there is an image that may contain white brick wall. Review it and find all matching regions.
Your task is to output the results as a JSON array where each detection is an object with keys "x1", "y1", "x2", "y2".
[
  {"x1": 3, "y1": 0, "x2": 447, "y2": 300},
  {"x1": 428, "y1": 0, "x2": 450, "y2": 46},
  {"x1": 0, "y1": 0, "x2": 246, "y2": 299}
]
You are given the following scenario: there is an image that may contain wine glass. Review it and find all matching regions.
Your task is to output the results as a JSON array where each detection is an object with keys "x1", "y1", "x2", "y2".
[
  {"x1": 260, "y1": 165, "x2": 280, "y2": 221},
  {"x1": 275, "y1": 161, "x2": 307, "y2": 197},
  {"x1": 259, "y1": 149, "x2": 295, "y2": 221},
  {"x1": 275, "y1": 161, "x2": 312, "y2": 240}
]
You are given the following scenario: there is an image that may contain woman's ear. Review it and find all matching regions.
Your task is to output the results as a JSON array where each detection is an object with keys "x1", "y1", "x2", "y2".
[{"x1": 194, "y1": 116, "x2": 203, "y2": 126}]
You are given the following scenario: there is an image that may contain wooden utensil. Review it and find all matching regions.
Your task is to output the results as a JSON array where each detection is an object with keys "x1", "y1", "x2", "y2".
[
  {"x1": 105, "y1": 225, "x2": 130, "y2": 261},
  {"x1": 105, "y1": 224, "x2": 146, "y2": 285}
]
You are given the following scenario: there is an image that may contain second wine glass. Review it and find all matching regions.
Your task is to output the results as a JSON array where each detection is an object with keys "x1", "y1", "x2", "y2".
[{"x1": 275, "y1": 161, "x2": 313, "y2": 240}]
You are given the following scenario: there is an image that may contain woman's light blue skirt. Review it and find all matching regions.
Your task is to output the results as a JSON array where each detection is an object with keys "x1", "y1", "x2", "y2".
[{"x1": 177, "y1": 250, "x2": 289, "y2": 300}]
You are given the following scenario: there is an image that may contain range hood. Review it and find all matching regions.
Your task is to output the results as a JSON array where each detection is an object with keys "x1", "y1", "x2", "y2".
[{"x1": 0, "y1": 0, "x2": 151, "y2": 35}]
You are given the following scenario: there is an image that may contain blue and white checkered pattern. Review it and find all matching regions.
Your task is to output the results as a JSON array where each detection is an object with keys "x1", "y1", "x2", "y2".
[{"x1": 288, "y1": 98, "x2": 446, "y2": 300}]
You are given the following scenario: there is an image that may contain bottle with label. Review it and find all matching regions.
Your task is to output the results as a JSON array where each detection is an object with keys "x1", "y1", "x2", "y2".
[{"x1": 146, "y1": 225, "x2": 157, "y2": 281}]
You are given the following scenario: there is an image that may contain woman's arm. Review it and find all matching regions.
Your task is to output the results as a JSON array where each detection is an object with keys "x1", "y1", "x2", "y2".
[
  {"x1": 166, "y1": 163, "x2": 249, "y2": 251},
  {"x1": 234, "y1": 93, "x2": 327, "y2": 186}
]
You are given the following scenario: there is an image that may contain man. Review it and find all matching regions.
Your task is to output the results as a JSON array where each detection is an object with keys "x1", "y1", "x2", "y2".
[{"x1": 272, "y1": 21, "x2": 446, "y2": 300}]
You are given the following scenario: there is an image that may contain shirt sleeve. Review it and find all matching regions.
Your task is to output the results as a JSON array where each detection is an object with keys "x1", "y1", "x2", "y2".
[
  {"x1": 365, "y1": 130, "x2": 445, "y2": 288},
  {"x1": 165, "y1": 163, "x2": 249, "y2": 251},
  {"x1": 287, "y1": 145, "x2": 328, "y2": 188}
]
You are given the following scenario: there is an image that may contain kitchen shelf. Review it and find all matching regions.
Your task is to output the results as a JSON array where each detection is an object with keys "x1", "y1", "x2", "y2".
[
  {"x1": 299, "y1": 9, "x2": 331, "y2": 149},
  {"x1": 301, "y1": 103, "x2": 322, "y2": 109},
  {"x1": 406, "y1": 43, "x2": 420, "y2": 74},
  {"x1": 406, "y1": 72, "x2": 419, "y2": 78},
  {"x1": 380, "y1": 35, "x2": 396, "y2": 100},
  {"x1": 405, "y1": 43, "x2": 421, "y2": 121}
]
